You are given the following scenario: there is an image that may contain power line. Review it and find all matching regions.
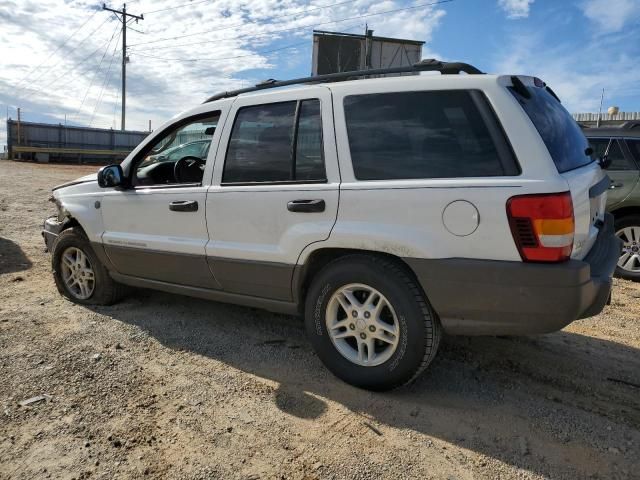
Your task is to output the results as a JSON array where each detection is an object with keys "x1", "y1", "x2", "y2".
[
  {"x1": 111, "y1": 67, "x2": 122, "y2": 129},
  {"x1": 14, "y1": 9, "x2": 100, "y2": 90},
  {"x1": 130, "y1": 0, "x2": 453, "y2": 52},
  {"x1": 131, "y1": 20, "x2": 364, "y2": 63},
  {"x1": 129, "y1": 0, "x2": 362, "y2": 47},
  {"x1": 89, "y1": 35, "x2": 122, "y2": 127},
  {"x1": 71, "y1": 23, "x2": 122, "y2": 123},
  {"x1": 144, "y1": 0, "x2": 215, "y2": 15},
  {"x1": 132, "y1": 39, "x2": 310, "y2": 62},
  {"x1": 16, "y1": 14, "x2": 114, "y2": 96},
  {"x1": 33, "y1": 39, "x2": 122, "y2": 96}
]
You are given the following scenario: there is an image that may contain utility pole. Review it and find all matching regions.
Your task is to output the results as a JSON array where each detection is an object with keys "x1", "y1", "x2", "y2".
[
  {"x1": 102, "y1": 3, "x2": 143, "y2": 131},
  {"x1": 16, "y1": 108, "x2": 21, "y2": 160},
  {"x1": 364, "y1": 24, "x2": 374, "y2": 70},
  {"x1": 596, "y1": 88, "x2": 605, "y2": 128}
]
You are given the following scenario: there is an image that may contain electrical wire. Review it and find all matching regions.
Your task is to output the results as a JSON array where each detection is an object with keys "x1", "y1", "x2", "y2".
[
  {"x1": 16, "y1": 14, "x2": 114, "y2": 96},
  {"x1": 132, "y1": 39, "x2": 310, "y2": 62},
  {"x1": 111, "y1": 67, "x2": 122, "y2": 129},
  {"x1": 130, "y1": 0, "x2": 453, "y2": 52},
  {"x1": 144, "y1": 0, "x2": 215, "y2": 15},
  {"x1": 14, "y1": 9, "x2": 100, "y2": 90},
  {"x1": 129, "y1": 0, "x2": 362, "y2": 47},
  {"x1": 28, "y1": 35, "x2": 122, "y2": 96},
  {"x1": 71, "y1": 23, "x2": 122, "y2": 123},
  {"x1": 89, "y1": 33, "x2": 122, "y2": 127}
]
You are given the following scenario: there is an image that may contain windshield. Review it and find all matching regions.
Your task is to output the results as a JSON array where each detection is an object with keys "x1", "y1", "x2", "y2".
[{"x1": 509, "y1": 84, "x2": 593, "y2": 173}]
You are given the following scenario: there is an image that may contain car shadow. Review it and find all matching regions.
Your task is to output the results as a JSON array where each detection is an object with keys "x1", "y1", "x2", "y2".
[
  {"x1": 92, "y1": 290, "x2": 640, "y2": 478},
  {"x1": 0, "y1": 237, "x2": 33, "y2": 275}
]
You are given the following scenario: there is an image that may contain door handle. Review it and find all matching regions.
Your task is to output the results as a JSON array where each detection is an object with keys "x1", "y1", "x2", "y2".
[
  {"x1": 287, "y1": 199, "x2": 325, "y2": 213},
  {"x1": 609, "y1": 182, "x2": 624, "y2": 189},
  {"x1": 169, "y1": 200, "x2": 198, "y2": 212}
]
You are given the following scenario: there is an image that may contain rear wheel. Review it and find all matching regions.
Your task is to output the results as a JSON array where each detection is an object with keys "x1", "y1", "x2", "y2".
[
  {"x1": 614, "y1": 215, "x2": 640, "y2": 281},
  {"x1": 304, "y1": 254, "x2": 441, "y2": 391},
  {"x1": 52, "y1": 228, "x2": 124, "y2": 305}
]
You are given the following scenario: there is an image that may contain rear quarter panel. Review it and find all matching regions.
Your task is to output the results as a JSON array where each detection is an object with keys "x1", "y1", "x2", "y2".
[{"x1": 299, "y1": 76, "x2": 568, "y2": 263}]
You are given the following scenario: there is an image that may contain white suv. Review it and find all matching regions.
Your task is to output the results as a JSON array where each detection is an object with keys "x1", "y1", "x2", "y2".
[{"x1": 43, "y1": 60, "x2": 620, "y2": 390}]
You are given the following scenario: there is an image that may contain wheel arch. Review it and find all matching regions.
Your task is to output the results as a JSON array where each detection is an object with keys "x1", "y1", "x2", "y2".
[
  {"x1": 609, "y1": 204, "x2": 640, "y2": 222},
  {"x1": 292, "y1": 247, "x2": 426, "y2": 311}
]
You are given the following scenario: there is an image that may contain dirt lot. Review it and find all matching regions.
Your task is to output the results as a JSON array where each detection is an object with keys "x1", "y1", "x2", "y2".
[{"x1": 0, "y1": 161, "x2": 639, "y2": 480}]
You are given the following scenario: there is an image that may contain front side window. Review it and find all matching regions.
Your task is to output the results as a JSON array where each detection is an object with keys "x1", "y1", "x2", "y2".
[
  {"x1": 343, "y1": 90, "x2": 511, "y2": 180},
  {"x1": 588, "y1": 138, "x2": 632, "y2": 171},
  {"x1": 624, "y1": 139, "x2": 640, "y2": 167},
  {"x1": 223, "y1": 99, "x2": 325, "y2": 183},
  {"x1": 134, "y1": 113, "x2": 220, "y2": 186}
]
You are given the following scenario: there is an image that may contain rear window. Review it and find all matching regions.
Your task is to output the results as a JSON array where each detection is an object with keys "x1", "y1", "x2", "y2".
[
  {"x1": 343, "y1": 90, "x2": 517, "y2": 180},
  {"x1": 508, "y1": 85, "x2": 593, "y2": 173}
]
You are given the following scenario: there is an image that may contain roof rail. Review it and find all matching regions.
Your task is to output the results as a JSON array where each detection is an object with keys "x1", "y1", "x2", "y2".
[{"x1": 203, "y1": 59, "x2": 483, "y2": 103}]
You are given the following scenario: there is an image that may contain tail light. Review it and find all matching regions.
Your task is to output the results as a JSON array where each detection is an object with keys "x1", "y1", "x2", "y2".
[{"x1": 506, "y1": 192, "x2": 574, "y2": 262}]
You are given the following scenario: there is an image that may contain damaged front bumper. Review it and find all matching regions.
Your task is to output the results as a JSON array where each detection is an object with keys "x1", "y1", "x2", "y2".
[{"x1": 42, "y1": 216, "x2": 64, "y2": 252}]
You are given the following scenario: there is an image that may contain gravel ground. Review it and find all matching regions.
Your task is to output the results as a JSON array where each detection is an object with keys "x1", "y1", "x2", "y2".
[{"x1": 0, "y1": 161, "x2": 639, "y2": 480}]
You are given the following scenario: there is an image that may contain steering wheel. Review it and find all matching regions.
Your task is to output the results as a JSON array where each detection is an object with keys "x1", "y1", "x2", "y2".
[{"x1": 174, "y1": 156, "x2": 206, "y2": 183}]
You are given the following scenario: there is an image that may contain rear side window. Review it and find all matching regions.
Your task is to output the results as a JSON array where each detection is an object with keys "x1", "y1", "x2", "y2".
[
  {"x1": 223, "y1": 99, "x2": 325, "y2": 183},
  {"x1": 509, "y1": 85, "x2": 593, "y2": 173},
  {"x1": 343, "y1": 90, "x2": 515, "y2": 180}
]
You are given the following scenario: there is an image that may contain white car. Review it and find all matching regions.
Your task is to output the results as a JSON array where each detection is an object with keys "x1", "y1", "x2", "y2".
[{"x1": 43, "y1": 60, "x2": 620, "y2": 390}]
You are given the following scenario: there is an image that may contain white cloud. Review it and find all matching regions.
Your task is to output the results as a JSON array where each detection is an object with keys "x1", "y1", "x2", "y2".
[
  {"x1": 581, "y1": 0, "x2": 640, "y2": 33},
  {"x1": 498, "y1": 0, "x2": 534, "y2": 19},
  {"x1": 0, "y1": 0, "x2": 446, "y2": 147},
  {"x1": 493, "y1": 29, "x2": 640, "y2": 113}
]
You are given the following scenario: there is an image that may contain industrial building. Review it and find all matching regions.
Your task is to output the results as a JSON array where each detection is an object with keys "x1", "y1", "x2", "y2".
[
  {"x1": 573, "y1": 111, "x2": 640, "y2": 128},
  {"x1": 5, "y1": 119, "x2": 149, "y2": 164}
]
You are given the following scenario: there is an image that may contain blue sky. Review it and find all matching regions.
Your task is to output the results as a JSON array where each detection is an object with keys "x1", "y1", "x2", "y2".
[{"x1": 1, "y1": 0, "x2": 639, "y2": 147}]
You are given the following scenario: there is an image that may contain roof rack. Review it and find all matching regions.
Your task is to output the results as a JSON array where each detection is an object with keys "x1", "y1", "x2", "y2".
[{"x1": 203, "y1": 59, "x2": 483, "y2": 103}]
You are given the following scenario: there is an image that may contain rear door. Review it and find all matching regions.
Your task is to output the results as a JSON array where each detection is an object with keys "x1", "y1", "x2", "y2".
[
  {"x1": 507, "y1": 78, "x2": 608, "y2": 259},
  {"x1": 205, "y1": 87, "x2": 339, "y2": 301}
]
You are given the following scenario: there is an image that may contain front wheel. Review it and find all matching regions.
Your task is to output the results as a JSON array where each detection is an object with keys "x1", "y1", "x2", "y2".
[
  {"x1": 614, "y1": 215, "x2": 640, "y2": 281},
  {"x1": 52, "y1": 227, "x2": 124, "y2": 305},
  {"x1": 304, "y1": 255, "x2": 441, "y2": 391}
]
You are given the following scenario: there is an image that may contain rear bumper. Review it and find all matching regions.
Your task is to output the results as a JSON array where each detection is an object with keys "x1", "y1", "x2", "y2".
[
  {"x1": 42, "y1": 216, "x2": 64, "y2": 252},
  {"x1": 405, "y1": 213, "x2": 622, "y2": 335}
]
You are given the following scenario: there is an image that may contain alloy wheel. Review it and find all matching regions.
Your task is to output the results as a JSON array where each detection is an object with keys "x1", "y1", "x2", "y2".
[
  {"x1": 325, "y1": 283, "x2": 400, "y2": 367},
  {"x1": 60, "y1": 247, "x2": 96, "y2": 300},
  {"x1": 616, "y1": 226, "x2": 640, "y2": 273}
]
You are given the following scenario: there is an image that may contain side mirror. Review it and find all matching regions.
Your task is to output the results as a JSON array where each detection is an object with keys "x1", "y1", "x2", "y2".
[{"x1": 97, "y1": 164, "x2": 126, "y2": 188}]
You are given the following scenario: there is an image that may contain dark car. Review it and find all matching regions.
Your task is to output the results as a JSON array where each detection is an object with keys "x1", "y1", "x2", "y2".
[{"x1": 585, "y1": 121, "x2": 640, "y2": 280}]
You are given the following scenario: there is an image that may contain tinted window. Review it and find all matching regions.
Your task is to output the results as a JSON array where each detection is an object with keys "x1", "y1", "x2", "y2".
[
  {"x1": 509, "y1": 86, "x2": 593, "y2": 173},
  {"x1": 224, "y1": 102, "x2": 296, "y2": 183},
  {"x1": 626, "y1": 140, "x2": 640, "y2": 166},
  {"x1": 588, "y1": 138, "x2": 610, "y2": 159},
  {"x1": 223, "y1": 100, "x2": 325, "y2": 183},
  {"x1": 588, "y1": 138, "x2": 635, "y2": 170},
  {"x1": 295, "y1": 100, "x2": 325, "y2": 181},
  {"x1": 343, "y1": 90, "x2": 508, "y2": 180}
]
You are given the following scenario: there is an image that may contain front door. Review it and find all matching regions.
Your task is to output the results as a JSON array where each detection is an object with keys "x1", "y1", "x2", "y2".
[
  {"x1": 100, "y1": 110, "x2": 225, "y2": 288},
  {"x1": 206, "y1": 87, "x2": 340, "y2": 301},
  {"x1": 589, "y1": 137, "x2": 640, "y2": 207}
]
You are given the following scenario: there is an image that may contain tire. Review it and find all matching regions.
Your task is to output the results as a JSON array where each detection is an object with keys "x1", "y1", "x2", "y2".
[
  {"x1": 52, "y1": 227, "x2": 125, "y2": 305},
  {"x1": 614, "y1": 214, "x2": 640, "y2": 281},
  {"x1": 304, "y1": 254, "x2": 441, "y2": 391}
]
